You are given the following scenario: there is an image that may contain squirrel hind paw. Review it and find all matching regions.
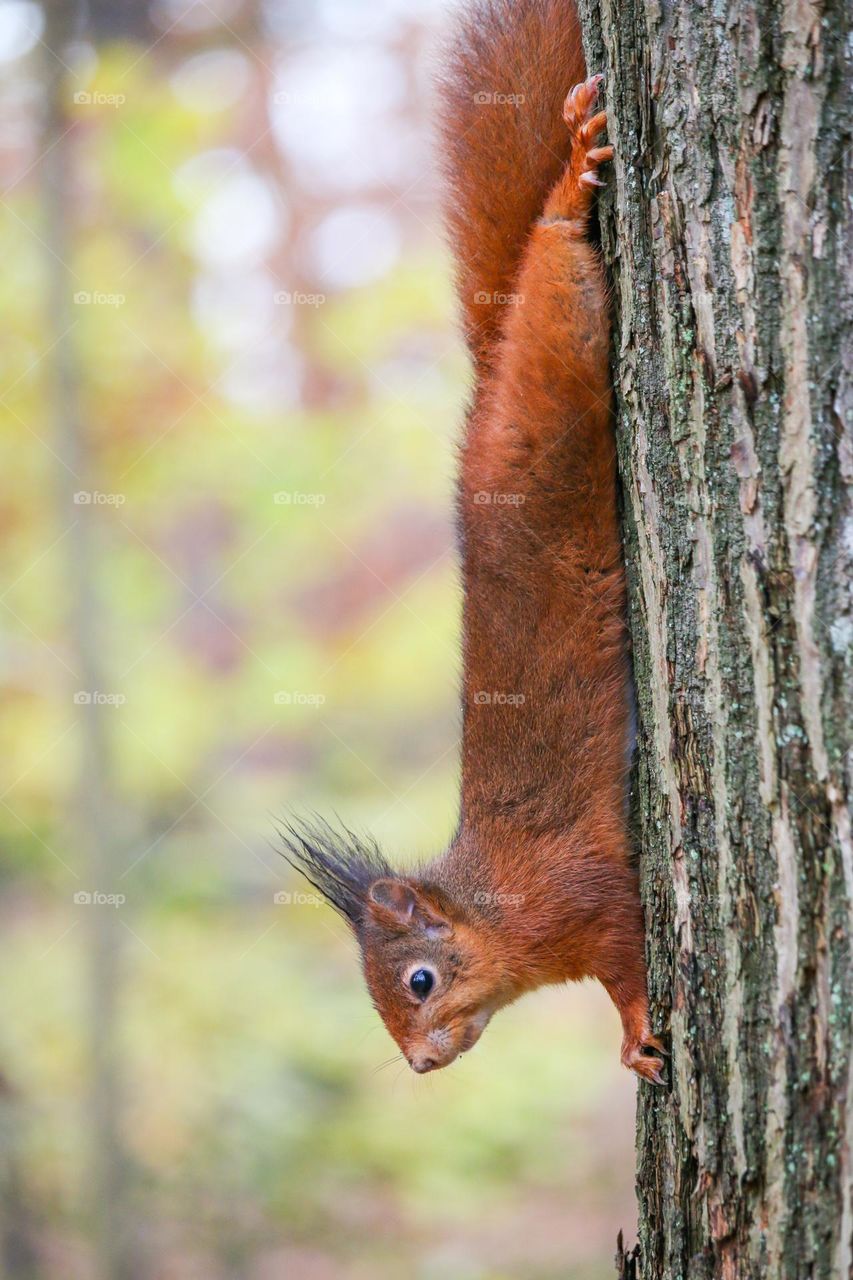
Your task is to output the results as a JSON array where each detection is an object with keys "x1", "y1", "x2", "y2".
[
  {"x1": 561, "y1": 77, "x2": 610, "y2": 172},
  {"x1": 544, "y1": 77, "x2": 612, "y2": 222}
]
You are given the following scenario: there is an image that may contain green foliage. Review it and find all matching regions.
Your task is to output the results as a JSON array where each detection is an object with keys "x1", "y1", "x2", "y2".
[{"x1": 0, "y1": 34, "x2": 635, "y2": 1280}]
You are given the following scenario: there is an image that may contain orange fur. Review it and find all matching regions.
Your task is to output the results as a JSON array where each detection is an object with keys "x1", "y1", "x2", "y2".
[{"x1": 282, "y1": 0, "x2": 663, "y2": 1085}]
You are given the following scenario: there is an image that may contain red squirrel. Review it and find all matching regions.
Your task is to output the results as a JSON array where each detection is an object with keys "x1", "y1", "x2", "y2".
[{"x1": 281, "y1": 0, "x2": 665, "y2": 1086}]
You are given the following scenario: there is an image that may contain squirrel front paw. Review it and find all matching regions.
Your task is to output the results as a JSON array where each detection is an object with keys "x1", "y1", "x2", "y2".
[
  {"x1": 543, "y1": 74, "x2": 613, "y2": 224},
  {"x1": 621, "y1": 1027, "x2": 668, "y2": 1087}
]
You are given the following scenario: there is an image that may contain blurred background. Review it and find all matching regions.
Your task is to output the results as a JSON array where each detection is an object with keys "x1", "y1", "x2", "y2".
[{"x1": 0, "y1": 0, "x2": 636, "y2": 1276}]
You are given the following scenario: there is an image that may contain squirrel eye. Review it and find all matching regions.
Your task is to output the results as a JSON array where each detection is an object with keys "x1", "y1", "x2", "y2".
[{"x1": 409, "y1": 967, "x2": 434, "y2": 999}]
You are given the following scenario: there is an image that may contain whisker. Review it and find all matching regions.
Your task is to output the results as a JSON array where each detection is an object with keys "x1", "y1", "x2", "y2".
[
  {"x1": 371, "y1": 1053, "x2": 405, "y2": 1075},
  {"x1": 355, "y1": 1023, "x2": 383, "y2": 1049},
  {"x1": 390, "y1": 1061, "x2": 410, "y2": 1093}
]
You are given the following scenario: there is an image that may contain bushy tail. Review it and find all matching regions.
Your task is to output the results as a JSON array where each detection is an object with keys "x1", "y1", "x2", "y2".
[{"x1": 437, "y1": 0, "x2": 585, "y2": 371}]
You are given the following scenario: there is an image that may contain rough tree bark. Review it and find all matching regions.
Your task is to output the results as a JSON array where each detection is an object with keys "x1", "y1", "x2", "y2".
[{"x1": 577, "y1": 1, "x2": 852, "y2": 1276}]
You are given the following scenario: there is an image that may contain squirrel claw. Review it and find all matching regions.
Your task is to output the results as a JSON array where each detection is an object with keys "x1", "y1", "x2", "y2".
[
  {"x1": 562, "y1": 74, "x2": 603, "y2": 129},
  {"x1": 581, "y1": 110, "x2": 608, "y2": 145}
]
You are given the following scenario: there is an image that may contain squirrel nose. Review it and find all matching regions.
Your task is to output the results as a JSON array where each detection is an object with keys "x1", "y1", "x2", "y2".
[{"x1": 410, "y1": 1055, "x2": 438, "y2": 1074}]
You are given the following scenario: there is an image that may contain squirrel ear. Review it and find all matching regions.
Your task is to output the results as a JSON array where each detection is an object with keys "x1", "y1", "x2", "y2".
[{"x1": 367, "y1": 879, "x2": 452, "y2": 937}]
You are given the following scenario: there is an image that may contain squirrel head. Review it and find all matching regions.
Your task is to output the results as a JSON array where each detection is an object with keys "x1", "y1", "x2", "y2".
[{"x1": 278, "y1": 817, "x2": 512, "y2": 1073}]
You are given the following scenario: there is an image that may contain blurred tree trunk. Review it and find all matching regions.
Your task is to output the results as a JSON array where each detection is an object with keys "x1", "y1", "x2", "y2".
[
  {"x1": 42, "y1": 3, "x2": 133, "y2": 1277},
  {"x1": 578, "y1": 1, "x2": 853, "y2": 1276},
  {"x1": 0, "y1": 1073, "x2": 39, "y2": 1278}
]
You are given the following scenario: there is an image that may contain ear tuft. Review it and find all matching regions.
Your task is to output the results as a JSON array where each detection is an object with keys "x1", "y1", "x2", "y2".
[{"x1": 275, "y1": 814, "x2": 392, "y2": 929}]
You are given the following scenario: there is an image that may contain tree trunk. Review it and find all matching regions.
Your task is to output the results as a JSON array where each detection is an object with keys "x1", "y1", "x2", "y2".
[
  {"x1": 42, "y1": 3, "x2": 133, "y2": 1276},
  {"x1": 577, "y1": 1, "x2": 853, "y2": 1275}
]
